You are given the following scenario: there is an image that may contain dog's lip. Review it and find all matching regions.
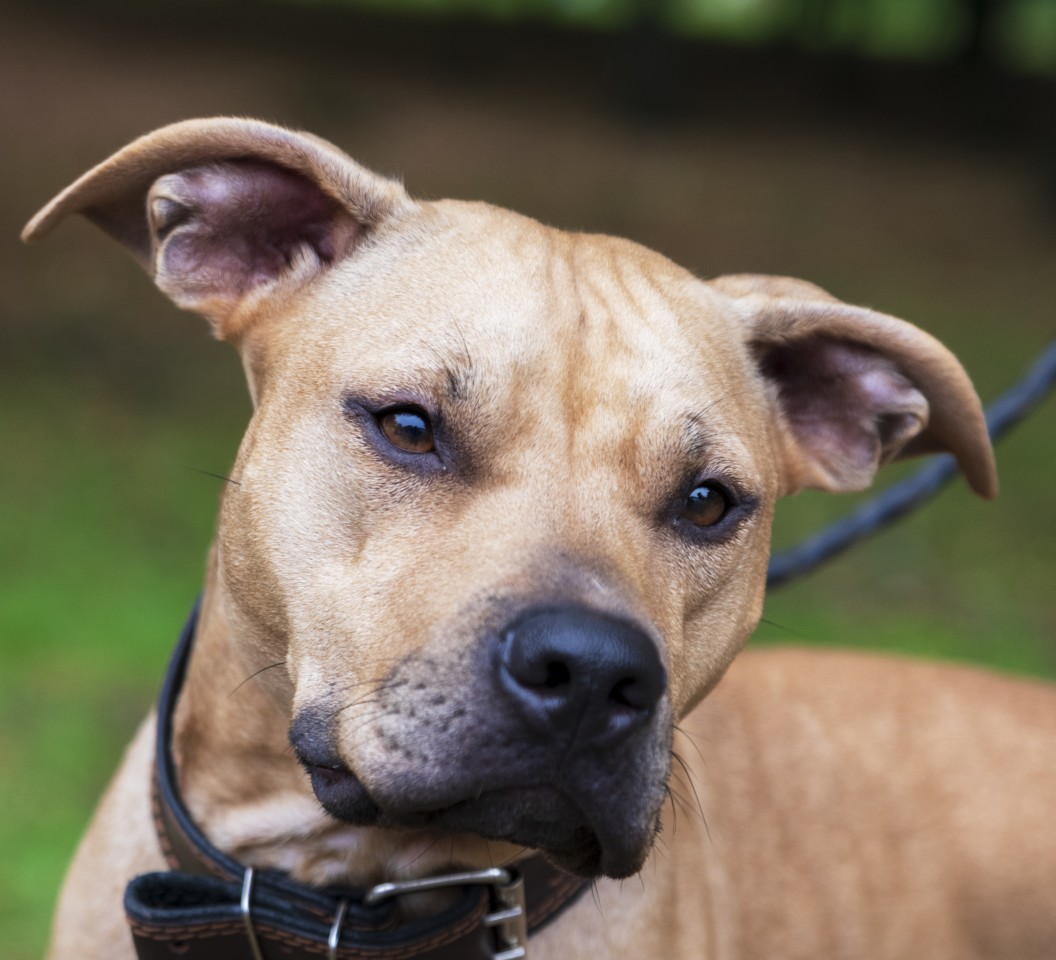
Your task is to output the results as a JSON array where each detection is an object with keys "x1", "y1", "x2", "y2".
[
  {"x1": 306, "y1": 761, "x2": 349, "y2": 780},
  {"x1": 300, "y1": 759, "x2": 652, "y2": 878},
  {"x1": 304, "y1": 761, "x2": 381, "y2": 824},
  {"x1": 376, "y1": 782, "x2": 649, "y2": 879}
]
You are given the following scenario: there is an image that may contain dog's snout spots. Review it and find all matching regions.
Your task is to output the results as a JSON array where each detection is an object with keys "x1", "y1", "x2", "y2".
[{"x1": 498, "y1": 606, "x2": 666, "y2": 744}]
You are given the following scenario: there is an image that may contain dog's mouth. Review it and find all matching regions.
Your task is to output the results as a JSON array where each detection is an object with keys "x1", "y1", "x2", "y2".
[
  {"x1": 303, "y1": 761, "x2": 651, "y2": 878},
  {"x1": 305, "y1": 762, "x2": 382, "y2": 822}
]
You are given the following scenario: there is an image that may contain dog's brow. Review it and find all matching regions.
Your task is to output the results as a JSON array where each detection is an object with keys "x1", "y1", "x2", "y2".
[
  {"x1": 444, "y1": 364, "x2": 474, "y2": 403},
  {"x1": 682, "y1": 414, "x2": 721, "y2": 460}
]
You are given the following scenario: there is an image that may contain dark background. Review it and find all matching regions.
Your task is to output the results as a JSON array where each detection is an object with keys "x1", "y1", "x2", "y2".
[{"x1": 2, "y1": 1, "x2": 1054, "y2": 955}]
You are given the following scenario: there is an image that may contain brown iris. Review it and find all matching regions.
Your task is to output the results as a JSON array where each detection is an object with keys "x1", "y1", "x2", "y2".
[
  {"x1": 378, "y1": 408, "x2": 435, "y2": 454},
  {"x1": 682, "y1": 483, "x2": 729, "y2": 527}
]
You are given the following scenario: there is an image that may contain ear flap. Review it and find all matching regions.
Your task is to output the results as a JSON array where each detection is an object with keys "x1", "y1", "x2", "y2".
[
  {"x1": 22, "y1": 118, "x2": 415, "y2": 338},
  {"x1": 709, "y1": 274, "x2": 998, "y2": 499}
]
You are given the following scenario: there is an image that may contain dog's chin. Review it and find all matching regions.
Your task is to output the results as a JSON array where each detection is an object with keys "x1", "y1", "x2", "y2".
[{"x1": 305, "y1": 764, "x2": 651, "y2": 879}]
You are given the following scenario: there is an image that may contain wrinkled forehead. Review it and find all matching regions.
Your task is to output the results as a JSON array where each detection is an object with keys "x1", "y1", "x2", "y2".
[{"x1": 262, "y1": 200, "x2": 766, "y2": 466}]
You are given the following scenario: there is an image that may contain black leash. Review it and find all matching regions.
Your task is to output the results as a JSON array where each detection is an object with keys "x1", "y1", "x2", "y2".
[{"x1": 767, "y1": 340, "x2": 1056, "y2": 590}]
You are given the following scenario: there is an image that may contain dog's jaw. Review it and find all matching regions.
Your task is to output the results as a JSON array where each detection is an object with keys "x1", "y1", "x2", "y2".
[{"x1": 300, "y1": 762, "x2": 668, "y2": 879}]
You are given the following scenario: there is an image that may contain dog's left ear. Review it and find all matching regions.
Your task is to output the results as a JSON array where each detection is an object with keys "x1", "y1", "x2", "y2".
[{"x1": 709, "y1": 274, "x2": 998, "y2": 499}]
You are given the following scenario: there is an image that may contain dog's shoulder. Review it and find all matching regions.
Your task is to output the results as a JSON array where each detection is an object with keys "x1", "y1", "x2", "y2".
[{"x1": 689, "y1": 644, "x2": 1056, "y2": 763}]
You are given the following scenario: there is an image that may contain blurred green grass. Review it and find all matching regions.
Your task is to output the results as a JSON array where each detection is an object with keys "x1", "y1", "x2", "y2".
[
  {"x1": 0, "y1": 356, "x2": 250, "y2": 959},
  {"x1": 2, "y1": 6, "x2": 1055, "y2": 959}
]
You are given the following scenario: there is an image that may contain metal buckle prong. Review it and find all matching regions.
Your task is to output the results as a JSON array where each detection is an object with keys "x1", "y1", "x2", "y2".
[
  {"x1": 365, "y1": 866, "x2": 529, "y2": 959},
  {"x1": 485, "y1": 906, "x2": 524, "y2": 925},
  {"x1": 493, "y1": 949, "x2": 528, "y2": 960},
  {"x1": 364, "y1": 866, "x2": 512, "y2": 904},
  {"x1": 328, "y1": 898, "x2": 349, "y2": 960},
  {"x1": 240, "y1": 867, "x2": 266, "y2": 960}
]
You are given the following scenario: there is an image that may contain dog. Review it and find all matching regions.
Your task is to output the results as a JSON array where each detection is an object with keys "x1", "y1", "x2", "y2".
[{"x1": 25, "y1": 118, "x2": 1056, "y2": 959}]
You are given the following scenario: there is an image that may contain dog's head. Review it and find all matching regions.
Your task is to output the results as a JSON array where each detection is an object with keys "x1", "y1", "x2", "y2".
[{"x1": 26, "y1": 119, "x2": 996, "y2": 879}]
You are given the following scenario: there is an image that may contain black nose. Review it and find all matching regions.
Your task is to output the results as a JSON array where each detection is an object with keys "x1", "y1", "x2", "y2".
[{"x1": 497, "y1": 607, "x2": 666, "y2": 744}]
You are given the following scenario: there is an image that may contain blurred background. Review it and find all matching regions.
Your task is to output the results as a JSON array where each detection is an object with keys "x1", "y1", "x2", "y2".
[{"x1": 1, "y1": 0, "x2": 1054, "y2": 956}]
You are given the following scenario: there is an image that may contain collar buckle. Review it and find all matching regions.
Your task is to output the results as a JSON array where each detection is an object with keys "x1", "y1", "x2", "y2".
[{"x1": 366, "y1": 867, "x2": 528, "y2": 959}]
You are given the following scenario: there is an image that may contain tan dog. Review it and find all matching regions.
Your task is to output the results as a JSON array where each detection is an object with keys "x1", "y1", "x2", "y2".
[{"x1": 25, "y1": 118, "x2": 1056, "y2": 960}]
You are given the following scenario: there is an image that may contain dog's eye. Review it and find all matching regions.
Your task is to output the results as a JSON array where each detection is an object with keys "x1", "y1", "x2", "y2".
[
  {"x1": 378, "y1": 408, "x2": 435, "y2": 454},
  {"x1": 681, "y1": 483, "x2": 730, "y2": 527}
]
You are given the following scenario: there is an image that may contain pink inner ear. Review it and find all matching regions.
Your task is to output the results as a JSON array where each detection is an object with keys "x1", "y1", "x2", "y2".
[
  {"x1": 151, "y1": 160, "x2": 357, "y2": 307},
  {"x1": 757, "y1": 336, "x2": 928, "y2": 491}
]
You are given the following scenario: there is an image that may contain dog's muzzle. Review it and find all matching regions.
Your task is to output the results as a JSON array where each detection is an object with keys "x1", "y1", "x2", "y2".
[{"x1": 294, "y1": 606, "x2": 672, "y2": 879}]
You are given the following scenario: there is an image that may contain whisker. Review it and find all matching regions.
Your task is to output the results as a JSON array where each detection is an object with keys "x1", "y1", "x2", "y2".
[
  {"x1": 334, "y1": 682, "x2": 403, "y2": 717},
  {"x1": 673, "y1": 723, "x2": 708, "y2": 767},
  {"x1": 394, "y1": 834, "x2": 444, "y2": 872},
  {"x1": 756, "y1": 616, "x2": 803, "y2": 637},
  {"x1": 331, "y1": 669, "x2": 405, "y2": 698},
  {"x1": 670, "y1": 752, "x2": 706, "y2": 817},
  {"x1": 697, "y1": 390, "x2": 751, "y2": 417},
  {"x1": 665, "y1": 782, "x2": 696, "y2": 821},
  {"x1": 334, "y1": 686, "x2": 393, "y2": 714},
  {"x1": 498, "y1": 849, "x2": 521, "y2": 868},
  {"x1": 229, "y1": 661, "x2": 287, "y2": 696},
  {"x1": 341, "y1": 708, "x2": 392, "y2": 739},
  {"x1": 664, "y1": 783, "x2": 679, "y2": 834},
  {"x1": 670, "y1": 751, "x2": 711, "y2": 842},
  {"x1": 336, "y1": 698, "x2": 382, "y2": 717},
  {"x1": 589, "y1": 878, "x2": 603, "y2": 915},
  {"x1": 185, "y1": 466, "x2": 241, "y2": 486}
]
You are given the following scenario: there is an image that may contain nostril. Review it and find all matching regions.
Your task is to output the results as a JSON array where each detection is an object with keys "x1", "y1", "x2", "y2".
[
  {"x1": 609, "y1": 677, "x2": 638, "y2": 709},
  {"x1": 544, "y1": 661, "x2": 571, "y2": 689}
]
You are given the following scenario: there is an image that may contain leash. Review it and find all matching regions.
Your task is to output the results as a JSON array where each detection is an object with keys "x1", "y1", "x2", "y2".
[
  {"x1": 767, "y1": 339, "x2": 1056, "y2": 589},
  {"x1": 125, "y1": 602, "x2": 588, "y2": 960}
]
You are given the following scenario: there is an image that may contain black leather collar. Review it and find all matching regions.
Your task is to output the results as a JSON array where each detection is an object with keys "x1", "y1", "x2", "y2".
[{"x1": 124, "y1": 600, "x2": 588, "y2": 959}]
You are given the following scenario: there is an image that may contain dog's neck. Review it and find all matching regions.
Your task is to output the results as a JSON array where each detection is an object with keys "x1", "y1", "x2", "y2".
[{"x1": 170, "y1": 585, "x2": 337, "y2": 874}]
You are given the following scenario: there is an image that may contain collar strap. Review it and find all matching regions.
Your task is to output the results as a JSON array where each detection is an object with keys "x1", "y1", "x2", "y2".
[{"x1": 126, "y1": 600, "x2": 588, "y2": 960}]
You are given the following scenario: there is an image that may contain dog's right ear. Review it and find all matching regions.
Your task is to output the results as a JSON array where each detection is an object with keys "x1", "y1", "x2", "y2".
[{"x1": 22, "y1": 118, "x2": 414, "y2": 340}]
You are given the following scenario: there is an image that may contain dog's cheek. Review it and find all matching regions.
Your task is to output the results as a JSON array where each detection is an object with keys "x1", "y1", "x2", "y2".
[
  {"x1": 215, "y1": 398, "x2": 372, "y2": 669},
  {"x1": 658, "y1": 511, "x2": 776, "y2": 717},
  {"x1": 210, "y1": 482, "x2": 300, "y2": 707}
]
